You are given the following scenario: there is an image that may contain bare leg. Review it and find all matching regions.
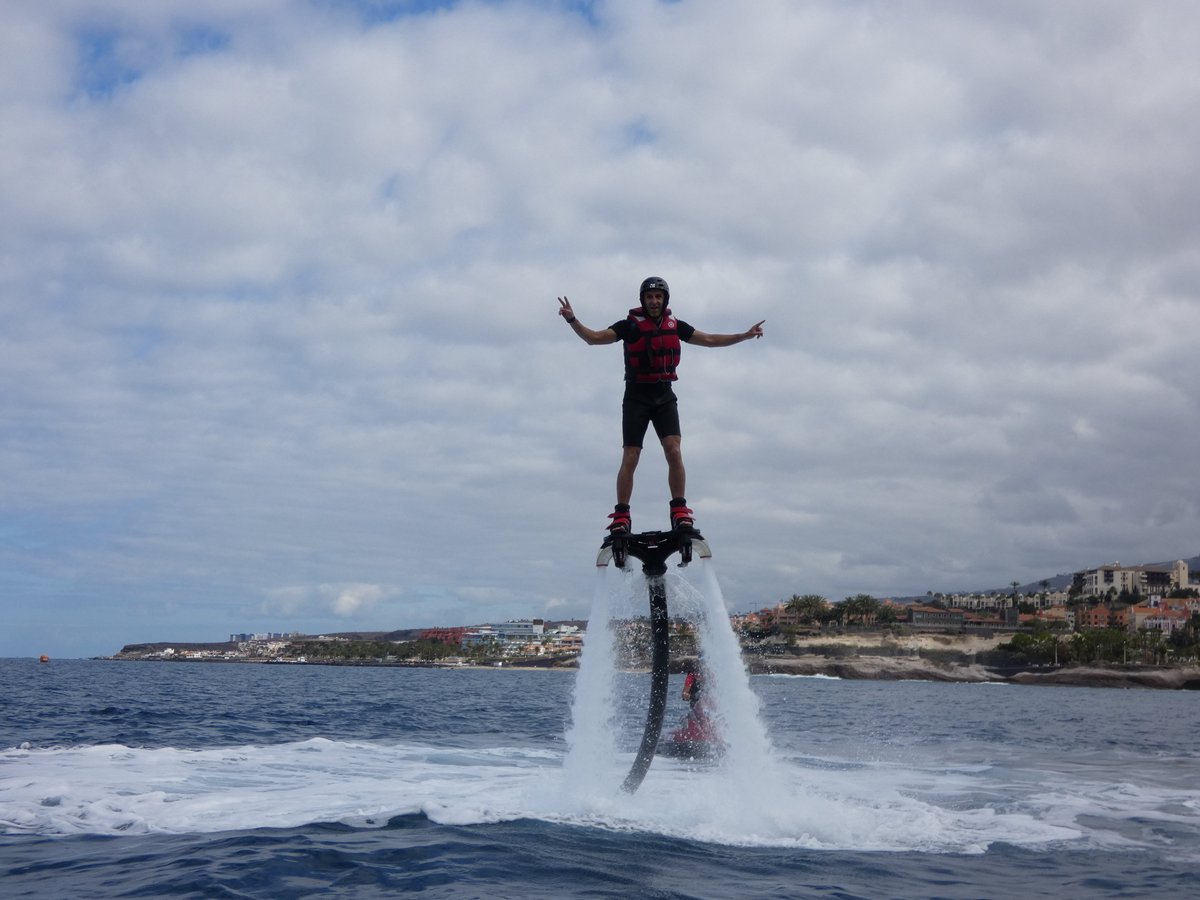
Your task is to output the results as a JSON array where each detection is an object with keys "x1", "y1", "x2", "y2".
[
  {"x1": 661, "y1": 435, "x2": 686, "y2": 500},
  {"x1": 616, "y1": 446, "x2": 641, "y2": 505}
]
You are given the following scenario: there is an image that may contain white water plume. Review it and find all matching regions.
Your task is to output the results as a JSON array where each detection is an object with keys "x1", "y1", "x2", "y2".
[
  {"x1": 560, "y1": 568, "x2": 620, "y2": 785},
  {"x1": 560, "y1": 557, "x2": 780, "y2": 805}
]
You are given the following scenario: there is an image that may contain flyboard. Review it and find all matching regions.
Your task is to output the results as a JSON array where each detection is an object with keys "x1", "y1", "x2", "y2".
[{"x1": 596, "y1": 526, "x2": 712, "y2": 793}]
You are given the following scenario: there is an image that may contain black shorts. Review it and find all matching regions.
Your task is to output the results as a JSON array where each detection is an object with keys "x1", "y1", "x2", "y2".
[{"x1": 622, "y1": 382, "x2": 681, "y2": 448}]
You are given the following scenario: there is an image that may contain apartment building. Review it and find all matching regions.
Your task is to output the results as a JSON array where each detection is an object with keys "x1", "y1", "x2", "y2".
[{"x1": 1072, "y1": 560, "x2": 1189, "y2": 599}]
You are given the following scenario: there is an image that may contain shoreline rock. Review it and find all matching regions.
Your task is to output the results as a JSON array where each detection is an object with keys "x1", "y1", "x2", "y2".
[
  {"x1": 1003, "y1": 665, "x2": 1200, "y2": 690},
  {"x1": 749, "y1": 654, "x2": 1200, "y2": 690},
  {"x1": 748, "y1": 655, "x2": 996, "y2": 683}
]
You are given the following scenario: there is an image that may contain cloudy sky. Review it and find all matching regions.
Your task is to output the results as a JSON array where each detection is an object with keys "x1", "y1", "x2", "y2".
[{"x1": 3, "y1": 0, "x2": 1198, "y2": 658}]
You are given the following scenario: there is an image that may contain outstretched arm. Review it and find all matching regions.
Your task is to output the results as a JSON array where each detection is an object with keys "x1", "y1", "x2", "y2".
[
  {"x1": 558, "y1": 296, "x2": 618, "y2": 345},
  {"x1": 687, "y1": 320, "x2": 765, "y2": 348}
]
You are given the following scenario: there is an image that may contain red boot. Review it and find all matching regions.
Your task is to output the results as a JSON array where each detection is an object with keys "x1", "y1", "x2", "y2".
[
  {"x1": 670, "y1": 499, "x2": 694, "y2": 532},
  {"x1": 607, "y1": 505, "x2": 631, "y2": 534}
]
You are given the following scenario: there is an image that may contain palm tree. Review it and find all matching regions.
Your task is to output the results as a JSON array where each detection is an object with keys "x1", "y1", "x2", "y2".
[
  {"x1": 842, "y1": 594, "x2": 881, "y2": 626},
  {"x1": 786, "y1": 593, "x2": 829, "y2": 624}
]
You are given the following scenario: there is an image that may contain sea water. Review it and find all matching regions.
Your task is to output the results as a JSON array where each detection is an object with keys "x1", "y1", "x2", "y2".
[{"x1": 3, "y1": 562, "x2": 1199, "y2": 898}]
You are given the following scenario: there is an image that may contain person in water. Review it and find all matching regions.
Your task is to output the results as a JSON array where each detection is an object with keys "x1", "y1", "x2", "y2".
[
  {"x1": 675, "y1": 660, "x2": 717, "y2": 747},
  {"x1": 682, "y1": 661, "x2": 704, "y2": 707},
  {"x1": 558, "y1": 276, "x2": 764, "y2": 533}
]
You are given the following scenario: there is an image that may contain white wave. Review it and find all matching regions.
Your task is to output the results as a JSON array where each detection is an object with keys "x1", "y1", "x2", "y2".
[
  {"x1": 0, "y1": 738, "x2": 545, "y2": 836},
  {"x1": 4, "y1": 735, "x2": 1199, "y2": 858}
]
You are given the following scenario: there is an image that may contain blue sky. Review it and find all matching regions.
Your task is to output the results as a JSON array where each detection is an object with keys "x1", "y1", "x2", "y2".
[{"x1": 3, "y1": 0, "x2": 1199, "y2": 658}]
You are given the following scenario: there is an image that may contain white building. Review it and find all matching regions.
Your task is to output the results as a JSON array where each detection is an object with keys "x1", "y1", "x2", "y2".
[
  {"x1": 462, "y1": 620, "x2": 548, "y2": 650},
  {"x1": 462, "y1": 627, "x2": 498, "y2": 647},
  {"x1": 492, "y1": 620, "x2": 545, "y2": 641},
  {"x1": 1073, "y1": 561, "x2": 1187, "y2": 599}
]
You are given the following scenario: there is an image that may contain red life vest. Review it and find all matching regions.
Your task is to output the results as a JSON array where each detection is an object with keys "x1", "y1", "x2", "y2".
[{"x1": 624, "y1": 307, "x2": 682, "y2": 383}]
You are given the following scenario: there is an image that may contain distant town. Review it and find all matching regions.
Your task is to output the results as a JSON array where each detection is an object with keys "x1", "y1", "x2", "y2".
[{"x1": 108, "y1": 557, "x2": 1200, "y2": 677}]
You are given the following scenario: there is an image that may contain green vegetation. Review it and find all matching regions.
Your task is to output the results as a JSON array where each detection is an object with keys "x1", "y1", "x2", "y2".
[
  {"x1": 785, "y1": 593, "x2": 830, "y2": 623},
  {"x1": 995, "y1": 616, "x2": 1200, "y2": 666},
  {"x1": 746, "y1": 593, "x2": 899, "y2": 640},
  {"x1": 289, "y1": 638, "x2": 469, "y2": 662}
]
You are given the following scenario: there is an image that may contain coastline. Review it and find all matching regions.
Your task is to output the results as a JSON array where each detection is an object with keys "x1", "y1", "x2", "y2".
[
  {"x1": 740, "y1": 630, "x2": 1200, "y2": 689},
  {"x1": 748, "y1": 654, "x2": 1200, "y2": 690},
  {"x1": 95, "y1": 649, "x2": 1200, "y2": 689},
  {"x1": 95, "y1": 630, "x2": 1200, "y2": 689}
]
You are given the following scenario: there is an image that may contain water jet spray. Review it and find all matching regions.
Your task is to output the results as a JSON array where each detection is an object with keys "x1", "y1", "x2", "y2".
[{"x1": 596, "y1": 528, "x2": 711, "y2": 793}]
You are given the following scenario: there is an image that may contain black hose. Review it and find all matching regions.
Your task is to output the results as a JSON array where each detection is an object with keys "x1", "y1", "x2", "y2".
[{"x1": 622, "y1": 574, "x2": 670, "y2": 793}]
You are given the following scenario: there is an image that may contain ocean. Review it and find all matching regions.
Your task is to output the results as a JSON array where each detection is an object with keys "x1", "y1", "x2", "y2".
[
  {"x1": 3, "y1": 564, "x2": 1199, "y2": 898},
  {"x1": 3, "y1": 662, "x2": 1198, "y2": 898}
]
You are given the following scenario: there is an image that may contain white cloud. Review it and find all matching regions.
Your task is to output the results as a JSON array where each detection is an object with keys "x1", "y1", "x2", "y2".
[
  {"x1": 328, "y1": 582, "x2": 383, "y2": 617},
  {"x1": 3, "y1": 0, "x2": 1199, "y2": 656}
]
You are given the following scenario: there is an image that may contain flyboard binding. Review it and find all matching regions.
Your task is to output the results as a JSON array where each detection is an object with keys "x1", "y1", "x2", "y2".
[{"x1": 596, "y1": 526, "x2": 712, "y2": 793}]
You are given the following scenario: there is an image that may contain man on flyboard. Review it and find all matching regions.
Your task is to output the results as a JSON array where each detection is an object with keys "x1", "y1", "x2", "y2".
[{"x1": 558, "y1": 276, "x2": 765, "y2": 536}]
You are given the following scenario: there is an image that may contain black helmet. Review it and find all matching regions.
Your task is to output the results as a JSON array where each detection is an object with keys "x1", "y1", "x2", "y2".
[{"x1": 639, "y1": 276, "x2": 669, "y2": 303}]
